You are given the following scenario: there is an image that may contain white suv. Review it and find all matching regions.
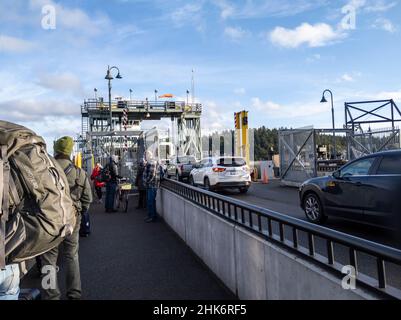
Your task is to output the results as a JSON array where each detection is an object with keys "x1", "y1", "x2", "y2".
[{"x1": 189, "y1": 157, "x2": 251, "y2": 193}]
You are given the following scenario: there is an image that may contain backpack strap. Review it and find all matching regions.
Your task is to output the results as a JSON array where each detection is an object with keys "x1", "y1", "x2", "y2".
[
  {"x1": 64, "y1": 163, "x2": 75, "y2": 176},
  {"x1": 0, "y1": 145, "x2": 10, "y2": 270}
]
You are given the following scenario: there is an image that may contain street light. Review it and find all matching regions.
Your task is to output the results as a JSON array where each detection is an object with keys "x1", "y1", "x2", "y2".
[
  {"x1": 186, "y1": 90, "x2": 190, "y2": 105},
  {"x1": 129, "y1": 89, "x2": 133, "y2": 100},
  {"x1": 105, "y1": 65, "x2": 122, "y2": 132},
  {"x1": 320, "y1": 89, "x2": 336, "y2": 159},
  {"x1": 94, "y1": 88, "x2": 98, "y2": 100},
  {"x1": 154, "y1": 89, "x2": 158, "y2": 102}
]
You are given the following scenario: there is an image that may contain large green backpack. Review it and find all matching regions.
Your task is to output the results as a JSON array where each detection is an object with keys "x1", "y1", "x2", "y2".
[{"x1": 0, "y1": 121, "x2": 77, "y2": 269}]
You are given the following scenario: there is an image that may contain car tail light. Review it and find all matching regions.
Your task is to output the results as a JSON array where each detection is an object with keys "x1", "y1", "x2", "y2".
[{"x1": 213, "y1": 167, "x2": 226, "y2": 173}]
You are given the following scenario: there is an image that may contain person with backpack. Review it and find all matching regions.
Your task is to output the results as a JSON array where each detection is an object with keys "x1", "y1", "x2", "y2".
[
  {"x1": 1, "y1": 121, "x2": 77, "y2": 300},
  {"x1": 104, "y1": 155, "x2": 121, "y2": 213},
  {"x1": 91, "y1": 162, "x2": 105, "y2": 203},
  {"x1": 39, "y1": 136, "x2": 92, "y2": 300}
]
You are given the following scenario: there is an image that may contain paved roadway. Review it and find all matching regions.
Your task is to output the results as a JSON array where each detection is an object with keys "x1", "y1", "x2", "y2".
[
  {"x1": 218, "y1": 180, "x2": 401, "y2": 291},
  {"x1": 21, "y1": 202, "x2": 235, "y2": 300}
]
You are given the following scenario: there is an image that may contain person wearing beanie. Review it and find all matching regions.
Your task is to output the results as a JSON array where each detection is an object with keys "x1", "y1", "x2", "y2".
[{"x1": 40, "y1": 136, "x2": 93, "y2": 300}]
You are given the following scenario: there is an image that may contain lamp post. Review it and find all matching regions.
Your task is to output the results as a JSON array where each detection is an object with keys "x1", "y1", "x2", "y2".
[
  {"x1": 154, "y1": 89, "x2": 158, "y2": 102},
  {"x1": 320, "y1": 89, "x2": 336, "y2": 159},
  {"x1": 186, "y1": 90, "x2": 190, "y2": 105},
  {"x1": 105, "y1": 65, "x2": 122, "y2": 155},
  {"x1": 94, "y1": 88, "x2": 98, "y2": 100},
  {"x1": 105, "y1": 65, "x2": 122, "y2": 132},
  {"x1": 129, "y1": 89, "x2": 133, "y2": 100}
]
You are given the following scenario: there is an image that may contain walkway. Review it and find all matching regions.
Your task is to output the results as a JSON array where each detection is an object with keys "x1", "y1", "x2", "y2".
[{"x1": 21, "y1": 199, "x2": 235, "y2": 300}]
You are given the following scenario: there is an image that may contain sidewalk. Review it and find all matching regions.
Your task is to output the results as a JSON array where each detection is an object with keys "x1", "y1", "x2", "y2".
[{"x1": 21, "y1": 199, "x2": 235, "y2": 300}]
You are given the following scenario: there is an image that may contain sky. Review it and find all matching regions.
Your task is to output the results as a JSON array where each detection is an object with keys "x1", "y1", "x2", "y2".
[{"x1": 1, "y1": 0, "x2": 401, "y2": 148}]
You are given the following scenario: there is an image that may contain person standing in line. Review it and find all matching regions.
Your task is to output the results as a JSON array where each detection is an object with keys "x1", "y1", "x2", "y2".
[
  {"x1": 143, "y1": 151, "x2": 160, "y2": 223},
  {"x1": 91, "y1": 162, "x2": 105, "y2": 203},
  {"x1": 104, "y1": 155, "x2": 121, "y2": 213},
  {"x1": 134, "y1": 159, "x2": 146, "y2": 209},
  {"x1": 40, "y1": 136, "x2": 92, "y2": 300}
]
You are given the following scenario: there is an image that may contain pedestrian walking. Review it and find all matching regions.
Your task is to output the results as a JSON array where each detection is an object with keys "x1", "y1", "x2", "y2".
[
  {"x1": 134, "y1": 159, "x2": 146, "y2": 209},
  {"x1": 143, "y1": 151, "x2": 160, "y2": 223}
]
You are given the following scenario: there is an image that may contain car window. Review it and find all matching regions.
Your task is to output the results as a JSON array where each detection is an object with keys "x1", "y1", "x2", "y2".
[
  {"x1": 376, "y1": 155, "x2": 401, "y2": 175},
  {"x1": 217, "y1": 157, "x2": 246, "y2": 167},
  {"x1": 341, "y1": 157, "x2": 375, "y2": 177},
  {"x1": 200, "y1": 159, "x2": 210, "y2": 167}
]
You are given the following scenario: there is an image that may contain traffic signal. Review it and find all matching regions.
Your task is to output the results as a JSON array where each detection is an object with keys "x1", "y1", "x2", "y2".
[{"x1": 242, "y1": 111, "x2": 248, "y2": 126}]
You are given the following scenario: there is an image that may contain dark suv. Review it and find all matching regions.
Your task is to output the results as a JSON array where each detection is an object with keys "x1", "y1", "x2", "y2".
[{"x1": 299, "y1": 150, "x2": 401, "y2": 229}]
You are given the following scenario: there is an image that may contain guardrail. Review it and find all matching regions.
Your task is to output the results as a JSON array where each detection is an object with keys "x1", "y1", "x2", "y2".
[
  {"x1": 81, "y1": 99, "x2": 202, "y2": 113},
  {"x1": 161, "y1": 178, "x2": 401, "y2": 299}
]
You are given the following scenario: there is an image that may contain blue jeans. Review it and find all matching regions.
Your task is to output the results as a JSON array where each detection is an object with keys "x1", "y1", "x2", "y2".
[
  {"x1": 0, "y1": 264, "x2": 20, "y2": 300},
  {"x1": 146, "y1": 187, "x2": 157, "y2": 219},
  {"x1": 105, "y1": 182, "x2": 117, "y2": 210}
]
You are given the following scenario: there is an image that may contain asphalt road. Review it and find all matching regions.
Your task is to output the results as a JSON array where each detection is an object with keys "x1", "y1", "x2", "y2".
[{"x1": 216, "y1": 180, "x2": 401, "y2": 291}]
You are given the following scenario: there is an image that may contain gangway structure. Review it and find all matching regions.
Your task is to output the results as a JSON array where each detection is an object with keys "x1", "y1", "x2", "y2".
[{"x1": 80, "y1": 98, "x2": 202, "y2": 172}]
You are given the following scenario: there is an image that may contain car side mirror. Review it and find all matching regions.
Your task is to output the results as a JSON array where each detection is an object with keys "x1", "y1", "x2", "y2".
[{"x1": 333, "y1": 170, "x2": 341, "y2": 179}]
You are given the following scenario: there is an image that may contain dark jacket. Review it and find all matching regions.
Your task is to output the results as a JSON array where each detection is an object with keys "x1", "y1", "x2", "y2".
[
  {"x1": 135, "y1": 163, "x2": 146, "y2": 190},
  {"x1": 55, "y1": 155, "x2": 93, "y2": 214}
]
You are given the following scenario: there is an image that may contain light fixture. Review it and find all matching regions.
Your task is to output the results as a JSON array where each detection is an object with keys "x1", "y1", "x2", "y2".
[{"x1": 320, "y1": 95, "x2": 328, "y2": 103}]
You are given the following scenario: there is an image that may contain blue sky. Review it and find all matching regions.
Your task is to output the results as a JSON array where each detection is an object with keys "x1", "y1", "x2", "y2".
[{"x1": 1, "y1": 0, "x2": 401, "y2": 147}]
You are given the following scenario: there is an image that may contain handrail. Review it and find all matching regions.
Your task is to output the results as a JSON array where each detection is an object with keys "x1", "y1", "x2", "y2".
[{"x1": 161, "y1": 178, "x2": 401, "y2": 299}]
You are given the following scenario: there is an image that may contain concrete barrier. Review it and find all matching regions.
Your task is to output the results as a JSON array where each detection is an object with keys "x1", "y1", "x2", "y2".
[{"x1": 158, "y1": 188, "x2": 380, "y2": 300}]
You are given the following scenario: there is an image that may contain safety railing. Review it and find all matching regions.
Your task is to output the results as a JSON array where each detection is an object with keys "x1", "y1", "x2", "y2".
[
  {"x1": 81, "y1": 99, "x2": 202, "y2": 113},
  {"x1": 161, "y1": 178, "x2": 401, "y2": 300}
]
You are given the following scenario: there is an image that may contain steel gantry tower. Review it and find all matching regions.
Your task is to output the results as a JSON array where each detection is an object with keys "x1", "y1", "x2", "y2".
[{"x1": 80, "y1": 98, "x2": 202, "y2": 170}]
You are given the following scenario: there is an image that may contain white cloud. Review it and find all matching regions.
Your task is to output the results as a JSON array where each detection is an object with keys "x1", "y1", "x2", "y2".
[
  {"x1": 364, "y1": 0, "x2": 397, "y2": 12},
  {"x1": 29, "y1": 0, "x2": 111, "y2": 36},
  {"x1": 213, "y1": 0, "x2": 328, "y2": 19},
  {"x1": 269, "y1": 23, "x2": 346, "y2": 48},
  {"x1": 251, "y1": 98, "x2": 281, "y2": 111},
  {"x1": 37, "y1": 72, "x2": 84, "y2": 96},
  {"x1": 171, "y1": 3, "x2": 204, "y2": 30},
  {"x1": 0, "y1": 35, "x2": 35, "y2": 53},
  {"x1": 372, "y1": 18, "x2": 397, "y2": 32},
  {"x1": 224, "y1": 26, "x2": 249, "y2": 41},
  {"x1": 373, "y1": 89, "x2": 401, "y2": 100},
  {"x1": 341, "y1": 73, "x2": 355, "y2": 82}
]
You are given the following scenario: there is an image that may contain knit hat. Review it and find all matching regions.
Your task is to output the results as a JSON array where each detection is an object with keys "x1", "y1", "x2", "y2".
[{"x1": 54, "y1": 136, "x2": 74, "y2": 156}]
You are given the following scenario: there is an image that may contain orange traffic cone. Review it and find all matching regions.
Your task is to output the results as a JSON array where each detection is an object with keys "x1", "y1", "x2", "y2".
[{"x1": 263, "y1": 168, "x2": 269, "y2": 184}]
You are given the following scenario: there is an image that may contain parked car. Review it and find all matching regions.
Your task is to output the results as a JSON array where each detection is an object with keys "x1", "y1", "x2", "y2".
[
  {"x1": 299, "y1": 150, "x2": 401, "y2": 229},
  {"x1": 189, "y1": 156, "x2": 251, "y2": 193},
  {"x1": 166, "y1": 155, "x2": 197, "y2": 181}
]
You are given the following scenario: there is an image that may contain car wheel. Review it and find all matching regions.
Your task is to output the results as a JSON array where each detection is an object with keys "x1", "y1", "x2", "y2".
[
  {"x1": 204, "y1": 177, "x2": 212, "y2": 191},
  {"x1": 303, "y1": 193, "x2": 326, "y2": 224},
  {"x1": 239, "y1": 187, "x2": 249, "y2": 194}
]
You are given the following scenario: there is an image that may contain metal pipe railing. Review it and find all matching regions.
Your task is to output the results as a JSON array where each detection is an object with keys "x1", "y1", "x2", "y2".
[{"x1": 161, "y1": 178, "x2": 401, "y2": 299}]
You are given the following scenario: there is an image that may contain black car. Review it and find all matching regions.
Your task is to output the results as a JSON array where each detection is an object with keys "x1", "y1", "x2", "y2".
[{"x1": 299, "y1": 150, "x2": 401, "y2": 229}]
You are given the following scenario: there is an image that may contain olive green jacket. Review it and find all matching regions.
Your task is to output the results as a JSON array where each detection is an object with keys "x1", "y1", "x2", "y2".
[{"x1": 56, "y1": 157, "x2": 93, "y2": 214}]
